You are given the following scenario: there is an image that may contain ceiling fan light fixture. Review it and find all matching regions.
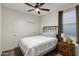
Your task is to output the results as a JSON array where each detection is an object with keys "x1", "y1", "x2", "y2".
[
  {"x1": 35, "y1": 8, "x2": 40, "y2": 11},
  {"x1": 25, "y1": 3, "x2": 50, "y2": 14}
]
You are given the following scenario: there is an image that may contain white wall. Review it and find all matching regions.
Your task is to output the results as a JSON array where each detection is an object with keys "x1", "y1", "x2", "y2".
[
  {"x1": 0, "y1": 4, "x2": 2, "y2": 55},
  {"x1": 40, "y1": 11, "x2": 58, "y2": 32},
  {"x1": 2, "y1": 7, "x2": 40, "y2": 51}
]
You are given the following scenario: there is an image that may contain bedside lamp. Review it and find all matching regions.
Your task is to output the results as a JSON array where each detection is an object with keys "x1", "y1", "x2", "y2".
[
  {"x1": 61, "y1": 33, "x2": 64, "y2": 38},
  {"x1": 61, "y1": 33, "x2": 66, "y2": 42}
]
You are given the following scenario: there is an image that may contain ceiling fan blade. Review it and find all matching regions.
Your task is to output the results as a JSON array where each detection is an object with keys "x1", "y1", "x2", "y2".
[
  {"x1": 40, "y1": 8, "x2": 50, "y2": 11},
  {"x1": 27, "y1": 9, "x2": 35, "y2": 12},
  {"x1": 25, "y1": 3, "x2": 35, "y2": 8},
  {"x1": 38, "y1": 11, "x2": 40, "y2": 14},
  {"x1": 39, "y1": 3, "x2": 45, "y2": 7}
]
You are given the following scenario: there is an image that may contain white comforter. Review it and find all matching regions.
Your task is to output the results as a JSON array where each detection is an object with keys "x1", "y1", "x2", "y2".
[{"x1": 19, "y1": 36, "x2": 58, "y2": 56}]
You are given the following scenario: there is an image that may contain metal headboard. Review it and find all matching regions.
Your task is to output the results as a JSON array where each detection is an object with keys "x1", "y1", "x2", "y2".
[{"x1": 43, "y1": 26, "x2": 58, "y2": 32}]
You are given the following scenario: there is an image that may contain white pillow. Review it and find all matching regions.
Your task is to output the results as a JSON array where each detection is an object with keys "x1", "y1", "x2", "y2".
[{"x1": 41, "y1": 32, "x2": 57, "y2": 37}]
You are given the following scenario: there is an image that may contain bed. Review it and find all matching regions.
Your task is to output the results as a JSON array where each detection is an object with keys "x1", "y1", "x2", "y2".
[{"x1": 19, "y1": 26, "x2": 58, "y2": 56}]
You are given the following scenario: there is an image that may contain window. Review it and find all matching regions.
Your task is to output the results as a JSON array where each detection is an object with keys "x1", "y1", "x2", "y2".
[{"x1": 63, "y1": 9, "x2": 76, "y2": 37}]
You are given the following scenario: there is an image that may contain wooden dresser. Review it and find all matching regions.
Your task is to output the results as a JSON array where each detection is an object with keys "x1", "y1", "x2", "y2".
[{"x1": 58, "y1": 40, "x2": 75, "y2": 56}]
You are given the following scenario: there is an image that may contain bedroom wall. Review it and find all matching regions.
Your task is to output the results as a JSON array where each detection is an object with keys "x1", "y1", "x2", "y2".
[
  {"x1": 40, "y1": 11, "x2": 58, "y2": 32},
  {"x1": 0, "y1": 4, "x2": 2, "y2": 55},
  {"x1": 2, "y1": 7, "x2": 40, "y2": 51}
]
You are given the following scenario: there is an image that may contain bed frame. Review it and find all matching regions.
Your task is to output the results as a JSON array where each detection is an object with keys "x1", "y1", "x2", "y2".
[{"x1": 43, "y1": 26, "x2": 58, "y2": 32}]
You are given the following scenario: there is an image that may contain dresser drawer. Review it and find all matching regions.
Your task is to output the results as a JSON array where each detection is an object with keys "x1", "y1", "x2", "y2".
[{"x1": 58, "y1": 41, "x2": 75, "y2": 56}]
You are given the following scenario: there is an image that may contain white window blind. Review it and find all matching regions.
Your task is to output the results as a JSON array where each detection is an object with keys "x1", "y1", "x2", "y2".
[{"x1": 63, "y1": 9, "x2": 76, "y2": 37}]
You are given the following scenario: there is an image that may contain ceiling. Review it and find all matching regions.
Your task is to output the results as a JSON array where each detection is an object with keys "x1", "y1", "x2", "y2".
[{"x1": 2, "y1": 3, "x2": 78, "y2": 16}]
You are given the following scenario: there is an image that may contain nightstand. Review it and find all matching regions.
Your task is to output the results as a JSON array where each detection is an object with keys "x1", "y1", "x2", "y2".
[{"x1": 58, "y1": 40, "x2": 75, "y2": 56}]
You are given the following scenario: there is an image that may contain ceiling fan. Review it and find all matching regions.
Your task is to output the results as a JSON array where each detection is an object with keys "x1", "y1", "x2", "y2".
[{"x1": 25, "y1": 3, "x2": 50, "y2": 14}]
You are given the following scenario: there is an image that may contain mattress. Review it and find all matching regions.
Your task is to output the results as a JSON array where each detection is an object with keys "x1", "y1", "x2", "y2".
[{"x1": 19, "y1": 35, "x2": 58, "y2": 56}]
